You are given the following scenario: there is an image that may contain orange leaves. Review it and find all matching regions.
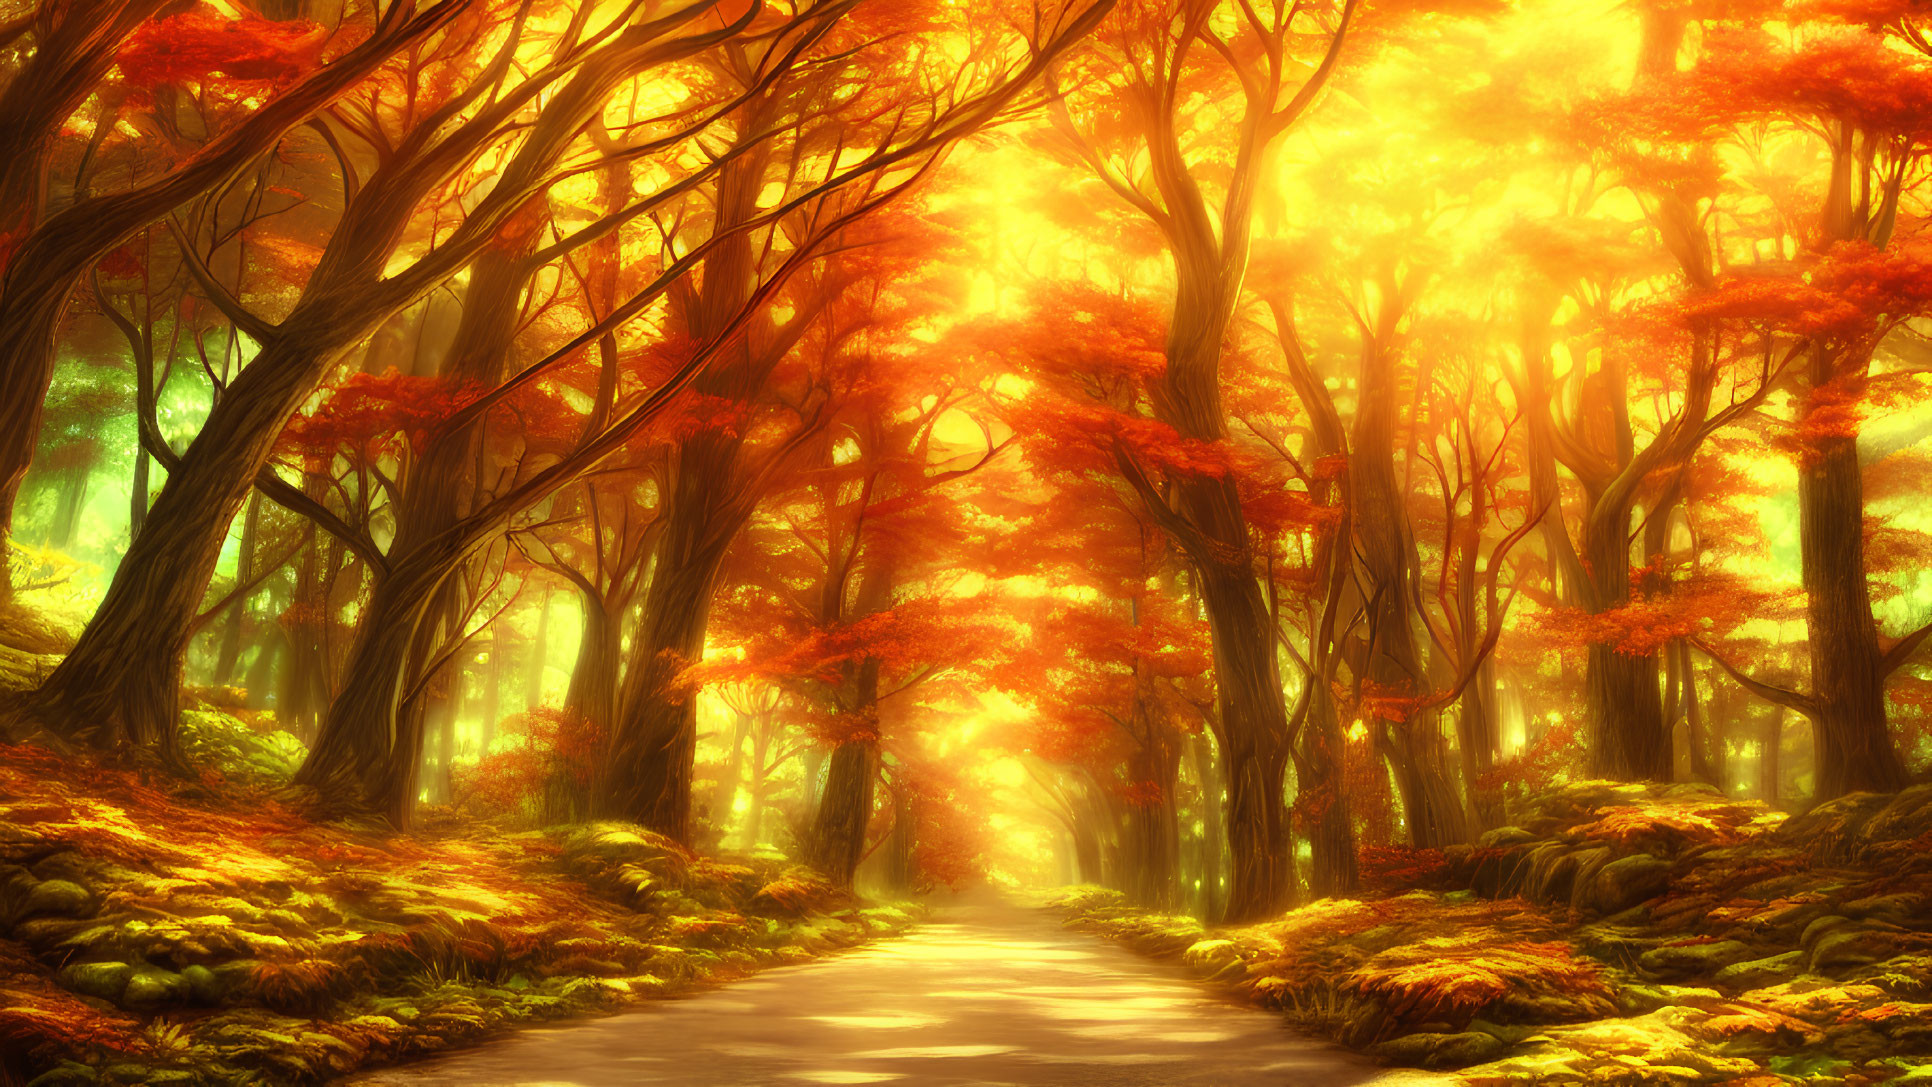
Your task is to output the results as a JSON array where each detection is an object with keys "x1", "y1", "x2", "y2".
[
  {"x1": 1341, "y1": 936, "x2": 1609, "y2": 1027},
  {"x1": 0, "y1": 954, "x2": 146, "y2": 1062},
  {"x1": 457, "y1": 708, "x2": 605, "y2": 813},
  {"x1": 1701, "y1": 23, "x2": 1932, "y2": 137},
  {"x1": 1536, "y1": 571, "x2": 1788, "y2": 657},
  {"x1": 276, "y1": 370, "x2": 473, "y2": 466},
  {"x1": 1680, "y1": 239, "x2": 1932, "y2": 343},
  {"x1": 1578, "y1": 801, "x2": 1755, "y2": 850},
  {"x1": 117, "y1": 6, "x2": 329, "y2": 90}
]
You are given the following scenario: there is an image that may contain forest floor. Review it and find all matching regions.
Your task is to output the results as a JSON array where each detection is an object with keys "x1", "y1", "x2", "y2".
[
  {"x1": 0, "y1": 711, "x2": 921, "y2": 1087},
  {"x1": 1054, "y1": 781, "x2": 1932, "y2": 1085}
]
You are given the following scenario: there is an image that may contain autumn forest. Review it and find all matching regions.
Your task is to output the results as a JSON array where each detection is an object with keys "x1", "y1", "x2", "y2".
[{"x1": 3, "y1": 0, "x2": 1932, "y2": 1084}]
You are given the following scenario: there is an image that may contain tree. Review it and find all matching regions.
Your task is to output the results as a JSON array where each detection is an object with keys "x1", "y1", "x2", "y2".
[
  {"x1": 1037, "y1": 0, "x2": 1358, "y2": 920},
  {"x1": 21, "y1": 1, "x2": 757, "y2": 761},
  {"x1": 1661, "y1": 7, "x2": 1932, "y2": 797},
  {"x1": 594, "y1": 0, "x2": 1115, "y2": 842},
  {"x1": 0, "y1": 1, "x2": 463, "y2": 599}
]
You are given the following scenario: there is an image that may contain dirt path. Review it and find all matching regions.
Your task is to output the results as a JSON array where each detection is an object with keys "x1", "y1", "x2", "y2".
[{"x1": 346, "y1": 903, "x2": 1427, "y2": 1086}]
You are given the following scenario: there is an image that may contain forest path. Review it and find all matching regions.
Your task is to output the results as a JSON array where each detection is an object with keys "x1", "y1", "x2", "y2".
[{"x1": 345, "y1": 900, "x2": 1431, "y2": 1087}]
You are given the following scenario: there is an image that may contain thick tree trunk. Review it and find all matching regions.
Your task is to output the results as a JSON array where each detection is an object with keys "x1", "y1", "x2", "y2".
[
  {"x1": 808, "y1": 738, "x2": 879, "y2": 887},
  {"x1": 563, "y1": 593, "x2": 621, "y2": 739},
  {"x1": 291, "y1": 567, "x2": 444, "y2": 822},
  {"x1": 1582, "y1": 481, "x2": 1670, "y2": 780},
  {"x1": 1191, "y1": 553, "x2": 1294, "y2": 920},
  {"x1": 1124, "y1": 715, "x2": 1182, "y2": 910},
  {"x1": 1799, "y1": 423, "x2": 1908, "y2": 797},
  {"x1": 22, "y1": 330, "x2": 347, "y2": 752},
  {"x1": 1301, "y1": 682, "x2": 1359, "y2": 898},
  {"x1": 597, "y1": 100, "x2": 779, "y2": 839},
  {"x1": 291, "y1": 231, "x2": 537, "y2": 824},
  {"x1": 214, "y1": 492, "x2": 264, "y2": 686},
  {"x1": 1587, "y1": 642, "x2": 1669, "y2": 779},
  {"x1": 20, "y1": 3, "x2": 667, "y2": 752},
  {"x1": 599, "y1": 522, "x2": 728, "y2": 838}
]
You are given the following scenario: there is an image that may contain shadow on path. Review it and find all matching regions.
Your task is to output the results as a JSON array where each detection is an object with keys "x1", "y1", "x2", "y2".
[{"x1": 345, "y1": 900, "x2": 1433, "y2": 1086}]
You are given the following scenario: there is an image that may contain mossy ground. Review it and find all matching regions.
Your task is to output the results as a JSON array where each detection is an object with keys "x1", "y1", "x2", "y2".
[
  {"x1": 1053, "y1": 781, "x2": 1932, "y2": 1086},
  {"x1": 0, "y1": 733, "x2": 920, "y2": 1086}
]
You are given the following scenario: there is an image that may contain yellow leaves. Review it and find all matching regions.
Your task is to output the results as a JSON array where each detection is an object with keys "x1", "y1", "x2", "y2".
[{"x1": 1342, "y1": 935, "x2": 1611, "y2": 1026}]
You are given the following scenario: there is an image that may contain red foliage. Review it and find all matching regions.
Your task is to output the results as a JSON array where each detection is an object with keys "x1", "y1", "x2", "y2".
[
  {"x1": 276, "y1": 370, "x2": 474, "y2": 466},
  {"x1": 117, "y1": 7, "x2": 329, "y2": 89},
  {"x1": 1534, "y1": 572, "x2": 1788, "y2": 657},
  {"x1": 457, "y1": 708, "x2": 605, "y2": 813},
  {"x1": 1356, "y1": 845, "x2": 1453, "y2": 893}
]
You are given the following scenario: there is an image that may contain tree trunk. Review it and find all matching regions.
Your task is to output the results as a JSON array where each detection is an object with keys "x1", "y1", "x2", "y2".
[
  {"x1": 1582, "y1": 463, "x2": 1670, "y2": 781},
  {"x1": 808, "y1": 738, "x2": 879, "y2": 887},
  {"x1": 562, "y1": 592, "x2": 620, "y2": 739},
  {"x1": 1301, "y1": 681, "x2": 1360, "y2": 898},
  {"x1": 1455, "y1": 656, "x2": 1501, "y2": 831},
  {"x1": 884, "y1": 783, "x2": 916, "y2": 893},
  {"x1": 1124, "y1": 714, "x2": 1182, "y2": 910},
  {"x1": 599, "y1": 501, "x2": 731, "y2": 839},
  {"x1": 291, "y1": 230, "x2": 538, "y2": 824},
  {"x1": 0, "y1": 6, "x2": 458, "y2": 597},
  {"x1": 1352, "y1": 321, "x2": 1467, "y2": 849},
  {"x1": 214, "y1": 492, "x2": 264, "y2": 687},
  {"x1": 1193, "y1": 554, "x2": 1294, "y2": 921},
  {"x1": 596, "y1": 97, "x2": 782, "y2": 840},
  {"x1": 1760, "y1": 704, "x2": 1784, "y2": 807},
  {"x1": 1587, "y1": 641, "x2": 1669, "y2": 779},
  {"x1": 1799, "y1": 422, "x2": 1908, "y2": 797},
  {"x1": 291, "y1": 566, "x2": 444, "y2": 823},
  {"x1": 19, "y1": 2, "x2": 659, "y2": 751}
]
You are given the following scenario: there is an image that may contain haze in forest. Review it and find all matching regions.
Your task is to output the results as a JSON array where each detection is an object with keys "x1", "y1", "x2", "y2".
[{"x1": 3, "y1": 0, "x2": 1932, "y2": 995}]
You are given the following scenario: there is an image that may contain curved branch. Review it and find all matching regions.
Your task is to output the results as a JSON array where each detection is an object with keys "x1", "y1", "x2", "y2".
[{"x1": 1691, "y1": 638, "x2": 1819, "y2": 717}]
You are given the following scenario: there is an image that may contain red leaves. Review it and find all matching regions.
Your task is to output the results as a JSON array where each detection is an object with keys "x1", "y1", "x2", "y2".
[
  {"x1": 1536, "y1": 572, "x2": 1788, "y2": 657},
  {"x1": 1700, "y1": 23, "x2": 1932, "y2": 136},
  {"x1": 457, "y1": 708, "x2": 605, "y2": 812},
  {"x1": 1681, "y1": 239, "x2": 1932, "y2": 339},
  {"x1": 276, "y1": 370, "x2": 473, "y2": 465},
  {"x1": 117, "y1": 7, "x2": 329, "y2": 90}
]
